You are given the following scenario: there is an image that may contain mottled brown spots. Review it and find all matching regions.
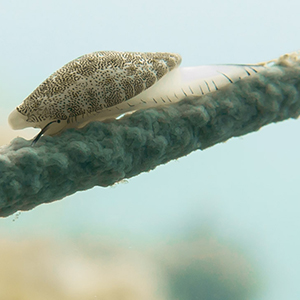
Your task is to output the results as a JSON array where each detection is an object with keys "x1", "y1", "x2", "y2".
[
  {"x1": 121, "y1": 77, "x2": 135, "y2": 100},
  {"x1": 141, "y1": 71, "x2": 157, "y2": 88},
  {"x1": 16, "y1": 51, "x2": 182, "y2": 124},
  {"x1": 133, "y1": 76, "x2": 144, "y2": 95}
]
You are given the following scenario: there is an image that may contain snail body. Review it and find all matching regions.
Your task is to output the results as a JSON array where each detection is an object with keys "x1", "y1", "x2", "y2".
[{"x1": 9, "y1": 50, "x2": 291, "y2": 139}]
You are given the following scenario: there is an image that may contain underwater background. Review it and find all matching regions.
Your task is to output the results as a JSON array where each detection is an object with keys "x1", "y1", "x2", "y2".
[{"x1": 1, "y1": 0, "x2": 300, "y2": 299}]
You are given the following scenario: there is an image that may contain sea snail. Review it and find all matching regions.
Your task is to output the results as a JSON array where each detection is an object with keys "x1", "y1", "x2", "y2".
[{"x1": 8, "y1": 50, "x2": 298, "y2": 144}]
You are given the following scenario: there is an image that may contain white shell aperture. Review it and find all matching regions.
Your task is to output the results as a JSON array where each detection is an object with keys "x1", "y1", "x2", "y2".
[{"x1": 9, "y1": 50, "x2": 298, "y2": 137}]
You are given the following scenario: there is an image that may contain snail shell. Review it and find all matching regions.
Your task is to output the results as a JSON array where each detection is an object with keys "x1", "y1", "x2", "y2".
[{"x1": 9, "y1": 50, "x2": 277, "y2": 137}]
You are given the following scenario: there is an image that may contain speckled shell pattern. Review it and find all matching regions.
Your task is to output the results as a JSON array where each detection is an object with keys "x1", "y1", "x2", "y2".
[{"x1": 16, "y1": 51, "x2": 182, "y2": 123}]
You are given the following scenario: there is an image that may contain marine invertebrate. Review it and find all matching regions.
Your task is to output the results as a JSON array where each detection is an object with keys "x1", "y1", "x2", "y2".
[
  {"x1": 8, "y1": 50, "x2": 299, "y2": 144},
  {"x1": 8, "y1": 52, "x2": 181, "y2": 138}
]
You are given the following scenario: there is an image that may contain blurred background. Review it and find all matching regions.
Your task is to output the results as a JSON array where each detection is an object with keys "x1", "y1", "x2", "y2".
[{"x1": 1, "y1": 0, "x2": 300, "y2": 299}]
